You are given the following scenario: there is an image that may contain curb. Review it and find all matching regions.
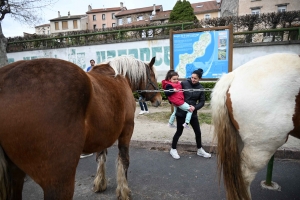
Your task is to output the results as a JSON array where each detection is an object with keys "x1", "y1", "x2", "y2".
[{"x1": 129, "y1": 140, "x2": 300, "y2": 160}]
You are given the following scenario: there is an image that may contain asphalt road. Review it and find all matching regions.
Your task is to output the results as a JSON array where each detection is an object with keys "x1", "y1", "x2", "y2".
[{"x1": 23, "y1": 146, "x2": 300, "y2": 200}]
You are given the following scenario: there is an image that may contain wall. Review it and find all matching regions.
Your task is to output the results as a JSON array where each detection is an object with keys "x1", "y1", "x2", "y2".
[
  {"x1": 233, "y1": 42, "x2": 300, "y2": 70},
  {"x1": 238, "y1": 0, "x2": 300, "y2": 16},
  {"x1": 88, "y1": 11, "x2": 118, "y2": 29},
  {"x1": 221, "y1": 0, "x2": 238, "y2": 17},
  {"x1": 195, "y1": 11, "x2": 219, "y2": 20},
  {"x1": 7, "y1": 39, "x2": 300, "y2": 81}
]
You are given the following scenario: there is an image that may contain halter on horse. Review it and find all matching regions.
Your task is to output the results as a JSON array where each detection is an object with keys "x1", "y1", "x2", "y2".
[
  {"x1": 0, "y1": 56, "x2": 162, "y2": 199},
  {"x1": 211, "y1": 53, "x2": 300, "y2": 200}
]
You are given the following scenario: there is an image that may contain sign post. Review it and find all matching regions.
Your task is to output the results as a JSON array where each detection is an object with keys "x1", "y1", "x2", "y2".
[{"x1": 170, "y1": 24, "x2": 233, "y2": 80}]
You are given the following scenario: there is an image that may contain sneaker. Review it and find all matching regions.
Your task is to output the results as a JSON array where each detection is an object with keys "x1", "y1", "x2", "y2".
[
  {"x1": 139, "y1": 111, "x2": 145, "y2": 115},
  {"x1": 182, "y1": 123, "x2": 190, "y2": 129},
  {"x1": 144, "y1": 111, "x2": 149, "y2": 114},
  {"x1": 80, "y1": 153, "x2": 93, "y2": 159},
  {"x1": 197, "y1": 148, "x2": 211, "y2": 158},
  {"x1": 168, "y1": 123, "x2": 176, "y2": 128},
  {"x1": 170, "y1": 148, "x2": 180, "y2": 159}
]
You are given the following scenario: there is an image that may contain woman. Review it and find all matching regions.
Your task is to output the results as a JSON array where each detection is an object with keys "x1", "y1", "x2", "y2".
[{"x1": 170, "y1": 69, "x2": 211, "y2": 159}]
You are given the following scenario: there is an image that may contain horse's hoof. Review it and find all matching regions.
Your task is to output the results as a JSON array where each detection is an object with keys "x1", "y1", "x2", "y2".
[
  {"x1": 93, "y1": 184, "x2": 107, "y2": 193},
  {"x1": 117, "y1": 190, "x2": 131, "y2": 200}
]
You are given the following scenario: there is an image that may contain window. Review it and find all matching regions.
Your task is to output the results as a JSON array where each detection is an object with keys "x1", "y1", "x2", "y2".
[
  {"x1": 102, "y1": 24, "x2": 106, "y2": 29},
  {"x1": 251, "y1": 9, "x2": 260, "y2": 15},
  {"x1": 112, "y1": 13, "x2": 115, "y2": 19},
  {"x1": 102, "y1": 14, "x2": 105, "y2": 20},
  {"x1": 118, "y1": 18, "x2": 123, "y2": 25},
  {"x1": 127, "y1": 17, "x2": 131, "y2": 24},
  {"x1": 93, "y1": 15, "x2": 96, "y2": 21},
  {"x1": 137, "y1": 16, "x2": 143, "y2": 21},
  {"x1": 278, "y1": 5, "x2": 287, "y2": 12},
  {"x1": 93, "y1": 24, "x2": 96, "y2": 30},
  {"x1": 48, "y1": 30, "x2": 50, "y2": 35},
  {"x1": 204, "y1": 14, "x2": 211, "y2": 19},
  {"x1": 55, "y1": 22, "x2": 59, "y2": 30},
  {"x1": 73, "y1": 20, "x2": 78, "y2": 29},
  {"x1": 62, "y1": 21, "x2": 68, "y2": 29},
  {"x1": 112, "y1": 23, "x2": 116, "y2": 27}
]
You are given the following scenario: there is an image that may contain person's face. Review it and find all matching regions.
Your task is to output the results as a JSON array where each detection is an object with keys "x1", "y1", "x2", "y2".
[
  {"x1": 90, "y1": 60, "x2": 95, "y2": 66},
  {"x1": 191, "y1": 74, "x2": 200, "y2": 84},
  {"x1": 169, "y1": 75, "x2": 179, "y2": 83}
]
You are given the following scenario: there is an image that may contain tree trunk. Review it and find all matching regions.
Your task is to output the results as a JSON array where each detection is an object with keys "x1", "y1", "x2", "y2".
[{"x1": 0, "y1": 22, "x2": 8, "y2": 67}]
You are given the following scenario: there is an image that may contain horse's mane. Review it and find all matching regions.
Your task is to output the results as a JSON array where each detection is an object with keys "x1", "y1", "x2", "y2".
[{"x1": 102, "y1": 56, "x2": 156, "y2": 85}]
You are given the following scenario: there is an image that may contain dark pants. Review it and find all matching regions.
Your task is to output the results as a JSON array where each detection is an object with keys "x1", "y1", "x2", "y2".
[
  {"x1": 139, "y1": 101, "x2": 148, "y2": 111},
  {"x1": 171, "y1": 116, "x2": 202, "y2": 149}
]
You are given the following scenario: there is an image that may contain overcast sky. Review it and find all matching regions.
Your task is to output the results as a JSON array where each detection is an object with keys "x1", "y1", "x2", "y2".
[{"x1": 2, "y1": 0, "x2": 209, "y2": 37}]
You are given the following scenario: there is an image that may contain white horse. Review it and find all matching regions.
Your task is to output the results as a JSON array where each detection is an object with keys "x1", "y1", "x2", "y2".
[{"x1": 211, "y1": 53, "x2": 300, "y2": 200}]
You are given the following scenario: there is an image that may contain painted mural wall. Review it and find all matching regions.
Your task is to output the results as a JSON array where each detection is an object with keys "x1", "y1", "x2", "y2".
[
  {"x1": 7, "y1": 39, "x2": 300, "y2": 81},
  {"x1": 7, "y1": 39, "x2": 170, "y2": 73}
]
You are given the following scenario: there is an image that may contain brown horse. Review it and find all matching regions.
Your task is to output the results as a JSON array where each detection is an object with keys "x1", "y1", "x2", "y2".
[{"x1": 0, "y1": 56, "x2": 162, "y2": 199}]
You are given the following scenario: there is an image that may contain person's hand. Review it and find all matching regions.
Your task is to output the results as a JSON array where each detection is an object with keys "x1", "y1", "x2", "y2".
[
  {"x1": 189, "y1": 105, "x2": 195, "y2": 112},
  {"x1": 174, "y1": 89, "x2": 179, "y2": 92}
]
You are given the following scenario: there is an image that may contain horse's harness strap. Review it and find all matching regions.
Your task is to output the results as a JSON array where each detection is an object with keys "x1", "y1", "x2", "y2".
[{"x1": 137, "y1": 65, "x2": 159, "y2": 101}]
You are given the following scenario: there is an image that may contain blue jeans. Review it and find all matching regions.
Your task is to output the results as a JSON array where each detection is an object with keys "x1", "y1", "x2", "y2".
[
  {"x1": 169, "y1": 102, "x2": 192, "y2": 124},
  {"x1": 139, "y1": 96, "x2": 148, "y2": 111}
]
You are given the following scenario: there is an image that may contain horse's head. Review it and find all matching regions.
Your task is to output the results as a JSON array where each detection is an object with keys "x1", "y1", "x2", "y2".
[
  {"x1": 104, "y1": 56, "x2": 162, "y2": 107},
  {"x1": 139, "y1": 57, "x2": 162, "y2": 107}
]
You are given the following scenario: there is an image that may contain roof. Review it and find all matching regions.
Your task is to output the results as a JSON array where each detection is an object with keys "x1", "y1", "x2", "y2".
[
  {"x1": 151, "y1": 10, "x2": 171, "y2": 21},
  {"x1": 50, "y1": 15, "x2": 87, "y2": 21},
  {"x1": 191, "y1": 1, "x2": 220, "y2": 14},
  {"x1": 86, "y1": 7, "x2": 124, "y2": 14},
  {"x1": 35, "y1": 23, "x2": 50, "y2": 28},
  {"x1": 115, "y1": 5, "x2": 163, "y2": 17}
]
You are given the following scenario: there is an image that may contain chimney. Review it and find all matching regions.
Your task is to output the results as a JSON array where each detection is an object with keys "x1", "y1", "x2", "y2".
[
  {"x1": 88, "y1": 5, "x2": 92, "y2": 11},
  {"x1": 120, "y1": 2, "x2": 123, "y2": 9},
  {"x1": 152, "y1": 4, "x2": 156, "y2": 16},
  {"x1": 68, "y1": 11, "x2": 70, "y2": 18},
  {"x1": 58, "y1": 11, "x2": 61, "y2": 17}
]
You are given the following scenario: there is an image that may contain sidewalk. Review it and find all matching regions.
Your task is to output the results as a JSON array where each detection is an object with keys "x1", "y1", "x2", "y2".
[{"x1": 131, "y1": 103, "x2": 300, "y2": 160}]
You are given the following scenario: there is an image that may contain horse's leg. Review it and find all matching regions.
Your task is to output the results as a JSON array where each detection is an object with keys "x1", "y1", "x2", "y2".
[
  {"x1": 116, "y1": 128, "x2": 133, "y2": 200},
  {"x1": 41, "y1": 161, "x2": 78, "y2": 200},
  {"x1": 93, "y1": 149, "x2": 108, "y2": 192},
  {"x1": 7, "y1": 158, "x2": 26, "y2": 200},
  {"x1": 240, "y1": 145, "x2": 276, "y2": 199}
]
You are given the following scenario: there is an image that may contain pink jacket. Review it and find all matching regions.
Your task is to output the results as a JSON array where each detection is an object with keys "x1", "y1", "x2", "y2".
[{"x1": 161, "y1": 80, "x2": 184, "y2": 106}]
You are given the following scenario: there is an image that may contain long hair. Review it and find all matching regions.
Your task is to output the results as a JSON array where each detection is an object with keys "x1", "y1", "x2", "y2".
[{"x1": 164, "y1": 70, "x2": 178, "y2": 80}]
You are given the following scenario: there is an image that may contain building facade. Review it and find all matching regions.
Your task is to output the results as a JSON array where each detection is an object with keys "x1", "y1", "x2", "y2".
[
  {"x1": 49, "y1": 11, "x2": 88, "y2": 34},
  {"x1": 221, "y1": 0, "x2": 300, "y2": 17},
  {"x1": 35, "y1": 24, "x2": 51, "y2": 35},
  {"x1": 192, "y1": 1, "x2": 221, "y2": 20},
  {"x1": 86, "y1": 3, "x2": 126, "y2": 30},
  {"x1": 115, "y1": 4, "x2": 163, "y2": 26}
]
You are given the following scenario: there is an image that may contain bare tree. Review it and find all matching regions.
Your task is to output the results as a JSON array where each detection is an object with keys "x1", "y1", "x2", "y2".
[{"x1": 0, "y1": 0, "x2": 57, "y2": 67}]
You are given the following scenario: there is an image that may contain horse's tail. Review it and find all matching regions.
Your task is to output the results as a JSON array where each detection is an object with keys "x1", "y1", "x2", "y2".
[
  {"x1": 0, "y1": 146, "x2": 12, "y2": 199},
  {"x1": 211, "y1": 72, "x2": 250, "y2": 200}
]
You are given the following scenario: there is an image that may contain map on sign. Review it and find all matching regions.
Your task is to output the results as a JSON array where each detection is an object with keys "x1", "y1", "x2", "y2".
[{"x1": 173, "y1": 30, "x2": 229, "y2": 79}]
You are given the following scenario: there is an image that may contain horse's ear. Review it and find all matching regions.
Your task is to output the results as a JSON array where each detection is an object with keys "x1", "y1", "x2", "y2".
[{"x1": 149, "y1": 57, "x2": 156, "y2": 67}]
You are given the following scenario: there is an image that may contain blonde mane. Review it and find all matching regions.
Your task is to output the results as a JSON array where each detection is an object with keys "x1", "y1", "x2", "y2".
[{"x1": 103, "y1": 56, "x2": 156, "y2": 86}]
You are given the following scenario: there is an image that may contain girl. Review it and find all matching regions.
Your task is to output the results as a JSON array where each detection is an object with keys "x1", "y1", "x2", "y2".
[{"x1": 162, "y1": 70, "x2": 192, "y2": 129}]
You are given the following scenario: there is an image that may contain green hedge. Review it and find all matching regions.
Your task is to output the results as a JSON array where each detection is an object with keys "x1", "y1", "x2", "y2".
[{"x1": 134, "y1": 82, "x2": 216, "y2": 101}]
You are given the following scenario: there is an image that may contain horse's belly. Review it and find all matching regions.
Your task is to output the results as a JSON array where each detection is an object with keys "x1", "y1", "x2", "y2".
[{"x1": 229, "y1": 59, "x2": 300, "y2": 147}]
